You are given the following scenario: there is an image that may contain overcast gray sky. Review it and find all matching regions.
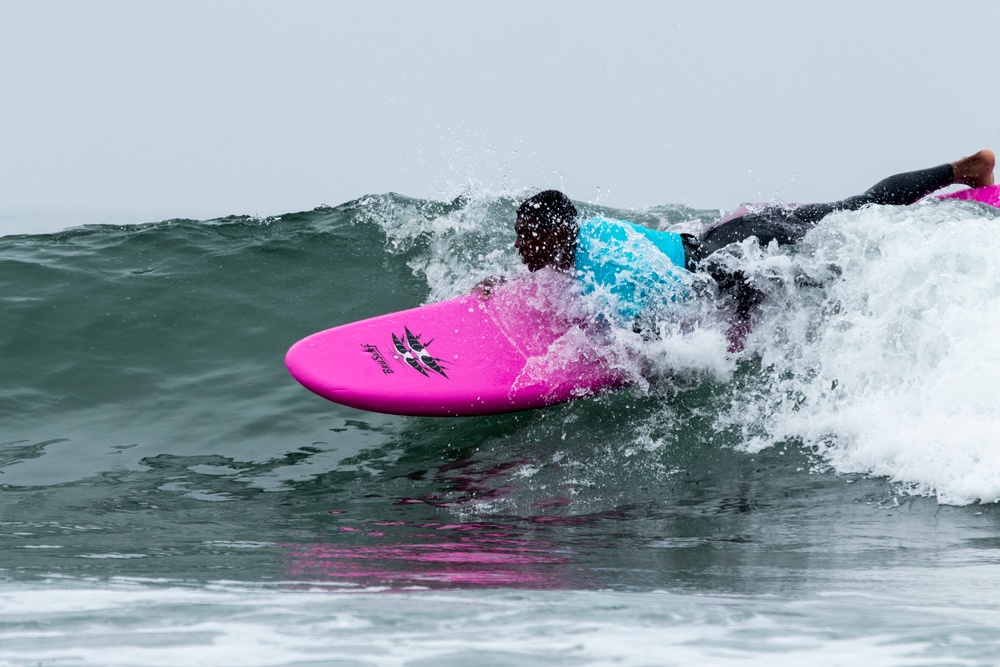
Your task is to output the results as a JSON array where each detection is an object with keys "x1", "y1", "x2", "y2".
[{"x1": 2, "y1": 1, "x2": 998, "y2": 234}]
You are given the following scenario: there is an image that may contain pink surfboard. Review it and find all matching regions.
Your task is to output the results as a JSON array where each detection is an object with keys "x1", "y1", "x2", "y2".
[
  {"x1": 937, "y1": 184, "x2": 1000, "y2": 207},
  {"x1": 285, "y1": 274, "x2": 626, "y2": 416}
]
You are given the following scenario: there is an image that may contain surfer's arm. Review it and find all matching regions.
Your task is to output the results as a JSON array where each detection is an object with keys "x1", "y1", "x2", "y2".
[{"x1": 472, "y1": 275, "x2": 506, "y2": 300}]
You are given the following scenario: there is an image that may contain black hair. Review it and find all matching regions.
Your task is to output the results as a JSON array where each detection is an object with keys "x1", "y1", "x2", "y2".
[{"x1": 517, "y1": 190, "x2": 578, "y2": 230}]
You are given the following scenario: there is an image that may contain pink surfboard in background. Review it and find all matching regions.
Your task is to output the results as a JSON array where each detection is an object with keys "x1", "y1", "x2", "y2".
[
  {"x1": 937, "y1": 184, "x2": 1000, "y2": 207},
  {"x1": 286, "y1": 186, "x2": 1000, "y2": 417}
]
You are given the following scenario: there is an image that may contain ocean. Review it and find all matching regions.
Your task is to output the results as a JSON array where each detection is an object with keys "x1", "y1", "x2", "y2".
[{"x1": 3, "y1": 191, "x2": 1000, "y2": 665}]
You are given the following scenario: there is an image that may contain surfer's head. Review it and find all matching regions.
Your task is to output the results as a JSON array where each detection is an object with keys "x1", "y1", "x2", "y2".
[{"x1": 515, "y1": 190, "x2": 579, "y2": 272}]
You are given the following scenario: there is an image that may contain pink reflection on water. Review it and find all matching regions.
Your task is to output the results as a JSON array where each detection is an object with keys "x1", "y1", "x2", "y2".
[
  {"x1": 282, "y1": 522, "x2": 572, "y2": 589},
  {"x1": 279, "y1": 451, "x2": 631, "y2": 589}
]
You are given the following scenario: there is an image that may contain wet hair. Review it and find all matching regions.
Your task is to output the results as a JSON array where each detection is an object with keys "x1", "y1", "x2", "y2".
[{"x1": 517, "y1": 190, "x2": 578, "y2": 230}]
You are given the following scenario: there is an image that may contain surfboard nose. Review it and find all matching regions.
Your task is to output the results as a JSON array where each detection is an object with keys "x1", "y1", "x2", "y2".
[{"x1": 285, "y1": 335, "x2": 338, "y2": 397}]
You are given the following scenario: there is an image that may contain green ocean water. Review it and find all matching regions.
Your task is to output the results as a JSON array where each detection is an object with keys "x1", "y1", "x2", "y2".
[{"x1": 5, "y1": 194, "x2": 1000, "y2": 665}]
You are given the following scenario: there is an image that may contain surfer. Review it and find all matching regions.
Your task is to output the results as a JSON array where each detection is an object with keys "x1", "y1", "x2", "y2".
[{"x1": 487, "y1": 149, "x2": 995, "y2": 338}]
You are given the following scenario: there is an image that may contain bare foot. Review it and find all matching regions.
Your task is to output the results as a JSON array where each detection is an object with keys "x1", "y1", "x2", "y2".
[{"x1": 952, "y1": 149, "x2": 995, "y2": 188}]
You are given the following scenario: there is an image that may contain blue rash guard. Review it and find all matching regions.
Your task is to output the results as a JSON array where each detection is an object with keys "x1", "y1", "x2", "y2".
[{"x1": 574, "y1": 216, "x2": 690, "y2": 325}]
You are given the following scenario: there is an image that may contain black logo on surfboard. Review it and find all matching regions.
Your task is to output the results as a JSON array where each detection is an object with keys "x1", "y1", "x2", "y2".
[{"x1": 391, "y1": 327, "x2": 449, "y2": 379}]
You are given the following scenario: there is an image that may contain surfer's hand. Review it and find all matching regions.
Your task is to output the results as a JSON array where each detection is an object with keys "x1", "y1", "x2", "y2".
[{"x1": 473, "y1": 275, "x2": 506, "y2": 300}]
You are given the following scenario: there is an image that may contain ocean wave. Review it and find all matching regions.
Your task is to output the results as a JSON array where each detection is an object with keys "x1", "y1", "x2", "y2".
[{"x1": 2, "y1": 194, "x2": 999, "y2": 504}]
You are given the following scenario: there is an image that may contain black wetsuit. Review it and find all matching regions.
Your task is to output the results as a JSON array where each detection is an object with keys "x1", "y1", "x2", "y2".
[{"x1": 681, "y1": 163, "x2": 956, "y2": 319}]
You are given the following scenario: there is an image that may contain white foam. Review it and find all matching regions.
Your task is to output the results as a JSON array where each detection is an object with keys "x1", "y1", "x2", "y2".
[
  {"x1": 1, "y1": 583, "x2": 997, "y2": 667},
  {"x1": 730, "y1": 201, "x2": 1000, "y2": 505}
]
